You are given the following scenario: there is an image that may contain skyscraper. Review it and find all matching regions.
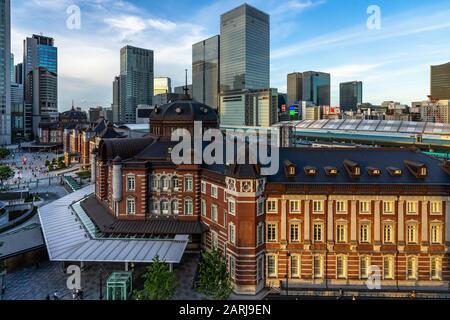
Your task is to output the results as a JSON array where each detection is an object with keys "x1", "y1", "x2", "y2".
[
  {"x1": 11, "y1": 83, "x2": 24, "y2": 142},
  {"x1": 431, "y1": 62, "x2": 450, "y2": 100},
  {"x1": 287, "y1": 72, "x2": 303, "y2": 107},
  {"x1": 10, "y1": 52, "x2": 13, "y2": 82},
  {"x1": 302, "y1": 71, "x2": 331, "y2": 106},
  {"x1": 15, "y1": 62, "x2": 23, "y2": 85},
  {"x1": 24, "y1": 34, "x2": 58, "y2": 138},
  {"x1": 154, "y1": 77, "x2": 172, "y2": 95},
  {"x1": 119, "y1": 46, "x2": 154, "y2": 124},
  {"x1": 112, "y1": 76, "x2": 120, "y2": 123},
  {"x1": 0, "y1": 0, "x2": 11, "y2": 145},
  {"x1": 192, "y1": 35, "x2": 220, "y2": 109},
  {"x1": 220, "y1": 3, "x2": 270, "y2": 92},
  {"x1": 340, "y1": 81, "x2": 363, "y2": 112}
]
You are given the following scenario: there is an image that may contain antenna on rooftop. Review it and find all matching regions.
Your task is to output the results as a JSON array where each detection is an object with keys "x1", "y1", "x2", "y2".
[{"x1": 183, "y1": 69, "x2": 190, "y2": 98}]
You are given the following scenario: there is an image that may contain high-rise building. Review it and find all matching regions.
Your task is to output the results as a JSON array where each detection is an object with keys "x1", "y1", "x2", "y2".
[
  {"x1": 220, "y1": 88, "x2": 278, "y2": 127},
  {"x1": 112, "y1": 76, "x2": 120, "y2": 123},
  {"x1": 154, "y1": 77, "x2": 172, "y2": 95},
  {"x1": 119, "y1": 46, "x2": 154, "y2": 124},
  {"x1": 431, "y1": 62, "x2": 450, "y2": 100},
  {"x1": 0, "y1": 0, "x2": 11, "y2": 145},
  {"x1": 10, "y1": 52, "x2": 13, "y2": 82},
  {"x1": 340, "y1": 81, "x2": 363, "y2": 112},
  {"x1": 287, "y1": 72, "x2": 303, "y2": 107},
  {"x1": 11, "y1": 83, "x2": 24, "y2": 142},
  {"x1": 174, "y1": 85, "x2": 192, "y2": 95},
  {"x1": 15, "y1": 62, "x2": 23, "y2": 85},
  {"x1": 302, "y1": 71, "x2": 331, "y2": 106},
  {"x1": 192, "y1": 35, "x2": 220, "y2": 109},
  {"x1": 220, "y1": 4, "x2": 270, "y2": 92},
  {"x1": 24, "y1": 34, "x2": 58, "y2": 138}
]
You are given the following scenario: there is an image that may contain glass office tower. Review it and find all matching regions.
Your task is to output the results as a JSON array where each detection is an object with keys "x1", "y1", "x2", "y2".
[
  {"x1": 340, "y1": 81, "x2": 363, "y2": 112},
  {"x1": 302, "y1": 71, "x2": 331, "y2": 106},
  {"x1": 119, "y1": 46, "x2": 154, "y2": 124},
  {"x1": 0, "y1": 0, "x2": 11, "y2": 144},
  {"x1": 192, "y1": 35, "x2": 220, "y2": 109},
  {"x1": 431, "y1": 62, "x2": 450, "y2": 100},
  {"x1": 220, "y1": 3, "x2": 270, "y2": 92}
]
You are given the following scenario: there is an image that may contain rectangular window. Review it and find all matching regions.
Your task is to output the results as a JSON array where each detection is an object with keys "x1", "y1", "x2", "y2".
[
  {"x1": 201, "y1": 181, "x2": 206, "y2": 194},
  {"x1": 383, "y1": 256, "x2": 394, "y2": 280},
  {"x1": 336, "y1": 201, "x2": 347, "y2": 213},
  {"x1": 431, "y1": 201, "x2": 441, "y2": 214},
  {"x1": 360, "y1": 201, "x2": 370, "y2": 214},
  {"x1": 257, "y1": 256, "x2": 264, "y2": 281},
  {"x1": 126, "y1": 198, "x2": 135, "y2": 215},
  {"x1": 431, "y1": 257, "x2": 442, "y2": 280},
  {"x1": 360, "y1": 224, "x2": 370, "y2": 243},
  {"x1": 151, "y1": 177, "x2": 158, "y2": 191},
  {"x1": 407, "y1": 201, "x2": 418, "y2": 214},
  {"x1": 290, "y1": 223, "x2": 300, "y2": 242},
  {"x1": 201, "y1": 200, "x2": 206, "y2": 217},
  {"x1": 211, "y1": 205, "x2": 218, "y2": 223},
  {"x1": 211, "y1": 185, "x2": 218, "y2": 198},
  {"x1": 229, "y1": 223, "x2": 236, "y2": 245},
  {"x1": 126, "y1": 175, "x2": 135, "y2": 191},
  {"x1": 228, "y1": 200, "x2": 236, "y2": 215},
  {"x1": 267, "y1": 223, "x2": 277, "y2": 243},
  {"x1": 336, "y1": 223, "x2": 347, "y2": 243},
  {"x1": 267, "y1": 255, "x2": 277, "y2": 278},
  {"x1": 431, "y1": 224, "x2": 442, "y2": 244},
  {"x1": 407, "y1": 224, "x2": 417, "y2": 244},
  {"x1": 383, "y1": 224, "x2": 394, "y2": 244},
  {"x1": 336, "y1": 256, "x2": 347, "y2": 279},
  {"x1": 290, "y1": 200, "x2": 300, "y2": 213},
  {"x1": 257, "y1": 201, "x2": 264, "y2": 216},
  {"x1": 223, "y1": 210, "x2": 227, "y2": 226},
  {"x1": 184, "y1": 199, "x2": 193, "y2": 215},
  {"x1": 383, "y1": 201, "x2": 394, "y2": 214},
  {"x1": 211, "y1": 231, "x2": 218, "y2": 249},
  {"x1": 313, "y1": 222, "x2": 323, "y2": 242},
  {"x1": 229, "y1": 255, "x2": 236, "y2": 280},
  {"x1": 290, "y1": 255, "x2": 300, "y2": 278},
  {"x1": 257, "y1": 223, "x2": 264, "y2": 246},
  {"x1": 313, "y1": 200, "x2": 323, "y2": 213},
  {"x1": 360, "y1": 256, "x2": 370, "y2": 279},
  {"x1": 407, "y1": 256, "x2": 418, "y2": 280},
  {"x1": 267, "y1": 200, "x2": 277, "y2": 213},
  {"x1": 313, "y1": 255, "x2": 323, "y2": 279},
  {"x1": 184, "y1": 177, "x2": 193, "y2": 192}
]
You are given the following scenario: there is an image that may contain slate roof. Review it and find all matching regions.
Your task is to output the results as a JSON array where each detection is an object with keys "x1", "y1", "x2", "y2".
[{"x1": 150, "y1": 100, "x2": 219, "y2": 123}]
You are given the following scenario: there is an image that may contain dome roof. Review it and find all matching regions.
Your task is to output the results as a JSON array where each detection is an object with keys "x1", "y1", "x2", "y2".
[
  {"x1": 61, "y1": 108, "x2": 87, "y2": 120},
  {"x1": 150, "y1": 100, "x2": 218, "y2": 123}
]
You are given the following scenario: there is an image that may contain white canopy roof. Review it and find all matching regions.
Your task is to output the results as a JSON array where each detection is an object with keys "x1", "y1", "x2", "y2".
[{"x1": 38, "y1": 185, "x2": 188, "y2": 264}]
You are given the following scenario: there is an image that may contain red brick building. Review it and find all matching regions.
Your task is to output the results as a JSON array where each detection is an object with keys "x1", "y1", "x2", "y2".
[{"x1": 82, "y1": 98, "x2": 450, "y2": 295}]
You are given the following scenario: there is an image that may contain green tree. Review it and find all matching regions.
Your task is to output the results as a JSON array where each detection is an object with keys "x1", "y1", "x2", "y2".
[
  {"x1": 133, "y1": 256, "x2": 177, "y2": 300},
  {"x1": 0, "y1": 166, "x2": 14, "y2": 185},
  {"x1": 197, "y1": 249, "x2": 233, "y2": 300},
  {"x1": 0, "y1": 148, "x2": 10, "y2": 159}
]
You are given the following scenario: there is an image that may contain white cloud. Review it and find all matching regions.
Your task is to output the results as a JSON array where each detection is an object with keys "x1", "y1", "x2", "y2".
[{"x1": 273, "y1": 0, "x2": 326, "y2": 15}]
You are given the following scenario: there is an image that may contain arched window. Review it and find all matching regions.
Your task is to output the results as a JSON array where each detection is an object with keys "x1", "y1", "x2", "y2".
[
  {"x1": 172, "y1": 176, "x2": 179, "y2": 191},
  {"x1": 171, "y1": 200, "x2": 179, "y2": 215},
  {"x1": 151, "y1": 199, "x2": 159, "y2": 215},
  {"x1": 161, "y1": 176, "x2": 170, "y2": 191},
  {"x1": 184, "y1": 198, "x2": 193, "y2": 215},
  {"x1": 151, "y1": 175, "x2": 159, "y2": 191},
  {"x1": 161, "y1": 200, "x2": 169, "y2": 214}
]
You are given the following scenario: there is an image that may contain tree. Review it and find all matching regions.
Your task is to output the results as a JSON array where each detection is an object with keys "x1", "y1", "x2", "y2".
[
  {"x1": 197, "y1": 249, "x2": 233, "y2": 300},
  {"x1": 0, "y1": 166, "x2": 14, "y2": 185},
  {"x1": 133, "y1": 256, "x2": 177, "y2": 300},
  {"x1": 0, "y1": 148, "x2": 10, "y2": 159}
]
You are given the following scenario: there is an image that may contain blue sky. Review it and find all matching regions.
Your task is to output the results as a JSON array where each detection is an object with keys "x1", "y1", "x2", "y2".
[{"x1": 10, "y1": 0, "x2": 450, "y2": 110}]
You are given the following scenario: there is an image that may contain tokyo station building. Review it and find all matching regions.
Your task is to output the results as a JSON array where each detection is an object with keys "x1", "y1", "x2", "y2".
[{"x1": 67, "y1": 98, "x2": 450, "y2": 295}]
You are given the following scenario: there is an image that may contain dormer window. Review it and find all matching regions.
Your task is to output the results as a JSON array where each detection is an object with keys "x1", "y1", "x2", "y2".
[
  {"x1": 404, "y1": 160, "x2": 427, "y2": 178},
  {"x1": 367, "y1": 167, "x2": 381, "y2": 177},
  {"x1": 284, "y1": 160, "x2": 297, "y2": 177},
  {"x1": 387, "y1": 167, "x2": 402, "y2": 177},
  {"x1": 325, "y1": 166, "x2": 339, "y2": 176},
  {"x1": 304, "y1": 166, "x2": 317, "y2": 176},
  {"x1": 344, "y1": 160, "x2": 361, "y2": 178}
]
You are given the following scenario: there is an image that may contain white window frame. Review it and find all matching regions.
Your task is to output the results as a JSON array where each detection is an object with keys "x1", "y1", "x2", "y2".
[
  {"x1": 313, "y1": 255, "x2": 324, "y2": 279},
  {"x1": 313, "y1": 200, "x2": 324, "y2": 213},
  {"x1": 336, "y1": 223, "x2": 347, "y2": 243},
  {"x1": 201, "y1": 181, "x2": 206, "y2": 194},
  {"x1": 267, "y1": 223, "x2": 278, "y2": 243},
  {"x1": 257, "y1": 255, "x2": 264, "y2": 282},
  {"x1": 126, "y1": 197, "x2": 136, "y2": 215},
  {"x1": 359, "y1": 201, "x2": 371, "y2": 214},
  {"x1": 184, "y1": 176, "x2": 193, "y2": 192},
  {"x1": 257, "y1": 199, "x2": 264, "y2": 216},
  {"x1": 228, "y1": 223, "x2": 236, "y2": 245},
  {"x1": 431, "y1": 256, "x2": 442, "y2": 280},
  {"x1": 201, "y1": 199, "x2": 206, "y2": 217},
  {"x1": 407, "y1": 201, "x2": 418, "y2": 215},
  {"x1": 383, "y1": 256, "x2": 394, "y2": 280},
  {"x1": 336, "y1": 200, "x2": 347, "y2": 213},
  {"x1": 407, "y1": 223, "x2": 418, "y2": 244},
  {"x1": 336, "y1": 255, "x2": 347, "y2": 279},
  {"x1": 126, "y1": 174, "x2": 136, "y2": 192},
  {"x1": 383, "y1": 223, "x2": 395, "y2": 244},
  {"x1": 257, "y1": 223, "x2": 264, "y2": 246},
  {"x1": 267, "y1": 255, "x2": 277, "y2": 278},
  {"x1": 229, "y1": 255, "x2": 236, "y2": 280},
  {"x1": 383, "y1": 201, "x2": 394, "y2": 214},
  {"x1": 290, "y1": 255, "x2": 301, "y2": 278},
  {"x1": 211, "y1": 231, "x2": 219, "y2": 249},
  {"x1": 184, "y1": 198, "x2": 193, "y2": 215},
  {"x1": 267, "y1": 199, "x2": 278, "y2": 213},
  {"x1": 211, "y1": 185, "x2": 218, "y2": 199},
  {"x1": 228, "y1": 199, "x2": 236, "y2": 216},
  {"x1": 430, "y1": 223, "x2": 442, "y2": 244},
  {"x1": 359, "y1": 255, "x2": 370, "y2": 279},
  {"x1": 290, "y1": 223, "x2": 300, "y2": 242},
  {"x1": 360, "y1": 223, "x2": 371, "y2": 243},
  {"x1": 290, "y1": 200, "x2": 300, "y2": 213},
  {"x1": 431, "y1": 201, "x2": 442, "y2": 215},
  {"x1": 407, "y1": 256, "x2": 418, "y2": 280},
  {"x1": 211, "y1": 204, "x2": 218, "y2": 223},
  {"x1": 313, "y1": 222, "x2": 324, "y2": 243}
]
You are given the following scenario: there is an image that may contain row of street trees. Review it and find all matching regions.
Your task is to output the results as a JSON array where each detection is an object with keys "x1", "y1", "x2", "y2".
[{"x1": 134, "y1": 249, "x2": 232, "y2": 300}]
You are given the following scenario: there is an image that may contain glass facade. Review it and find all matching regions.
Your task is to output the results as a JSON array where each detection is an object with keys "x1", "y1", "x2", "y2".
[
  {"x1": 220, "y1": 4, "x2": 270, "y2": 92},
  {"x1": 340, "y1": 81, "x2": 363, "y2": 111},
  {"x1": 302, "y1": 71, "x2": 331, "y2": 106},
  {"x1": 192, "y1": 35, "x2": 220, "y2": 109},
  {"x1": 154, "y1": 76, "x2": 171, "y2": 95},
  {"x1": 119, "y1": 46, "x2": 154, "y2": 124},
  {"x1": 0, "y1": 0, "x2": 11, "y2": 144},
  {"x1": 431, "y1": 62, "x2": 450, "y2": 100}
]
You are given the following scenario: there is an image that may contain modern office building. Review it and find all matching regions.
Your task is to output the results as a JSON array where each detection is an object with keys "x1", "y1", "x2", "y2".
[
  {"x1": 220, "y1": 4, "x2": 270, "y2": 93},
  {"x1": 0, "y1": 0, "x2": 11, "y2": 145},
  {"x1": 174, "y1": 84, "x2": 192, "y2": 96},
  {"x1": 112, "y1": 76, "x2": 120, "y2": 123},
  {"x1": 302, "y1": 71, "x2": 331, "y2": 106},
  {"x1": 340, "y1": 81, "x2": 363, "y2": 112},
  {"x1": 154, "y1": 77, "x2": 172, "y2": 95},
  {"x1": 119, "y1": 46, "x2": 154, "y2": 124},
  {"x1": 23, "y1": 34, "x2": 58, "y2": 138},
  {"x1": 9, "y1": 52, "x2": 13, "y2": 82},
  {"x1": 220, "y1": 88, "x2": 278, "y2": 127},
  {"x1": 192, "y1": 35, "x2": 220, "y2": 110},
  {"x1": 431, "y1": 62, "x2": 450, "y2": 100},
  {"x1": 287, "y1": 72, "x2": 303, "y2": 107},
  {"x1": 10, "y1": 83, "x2": 24, "y2": 142},
  {"x1": 14, "y1": 62, "x2": 23, "y2": 85}
]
